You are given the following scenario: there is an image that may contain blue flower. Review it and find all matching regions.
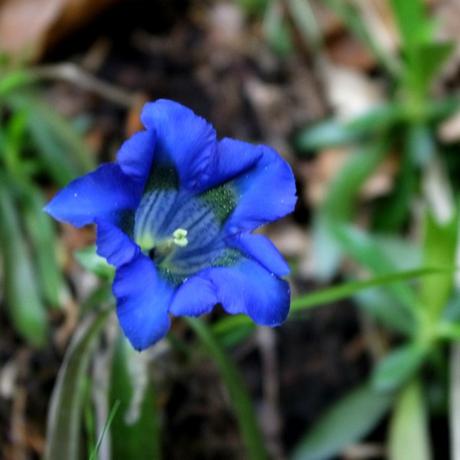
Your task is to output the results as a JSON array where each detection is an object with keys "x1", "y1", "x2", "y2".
[{"x1": 45, "y1": 99, "x2": 297, "y2": 350}]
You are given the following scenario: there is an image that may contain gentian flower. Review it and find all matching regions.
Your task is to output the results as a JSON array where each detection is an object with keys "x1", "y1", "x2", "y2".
[{"x1": 45, "y1": 99, "x2": 297, "y2": 350}]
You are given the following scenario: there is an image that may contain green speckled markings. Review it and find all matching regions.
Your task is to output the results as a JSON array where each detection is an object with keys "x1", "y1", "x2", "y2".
[{"x1": 200, "y1": 185, "x2": 237, "y2": 223}]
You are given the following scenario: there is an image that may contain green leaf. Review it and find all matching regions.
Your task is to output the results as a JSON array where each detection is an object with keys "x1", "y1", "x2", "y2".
[
  {"x1": 75, "y1": 245, "x2": 115, "y2": 279},
  {"x1": 263, "y1": 0, "x2": 293, "y2": 56},
  {"x1": 0, "y1": 182, "x2": 47, "y2": 346},
  {"x1": 373, "y1": 149, "x2": 416, "y2": 232},
  {"x1": 373, "y1": 344, "x2": 427, "y2": 393},
  {"x1": 311, "y1": 214, "x2": 342, "y2": 281},
  {"x1": 110, "y1": 335, "x2": 162, "y2": 460},
  {"x1": 419, "y1": 210, "x2": 458, "y2": 320},
  {"x1": 291, "y1": 382, "x2": 392, "y2": 460},
  {"x1": 286, "y1": 0, "x2": 322, "y2": 50},
  {"x1": 406, "y1": 124, "x2": 435, "y2": 166},
  {"x1": 44, "y1": 308, "x2": 111, "y2": 460},
  {"x1": 334, "y1": 226, "x2": 420, "y2": 312},
  {"x1": 296, "y1": 105, "x2": 401, "y2": 152},
  {"x1": 371, "y1": 235, "x2": 421, "y2": 271},
  {"x1": 237, "y1": 0, "x2": 269, "y2": 15},
  {"x1": 22, "y1": 186, "x2": 65, "y2": 307},
  {"x1": 354, "y1": 288, "x2": 415, "y2": 336},
  {"x1": 312, "y1": 142, "x2": 388, "y2": 280},
  {"x1": 388, "y1": 380, "x2": 432, "y2": 460},
  {"x1": 412, "y1": 42, "x2": 454, "y2": 95},
  {"x1": 324, "y1": 143, "x2": 387, "y2": 221},
  {"x1": 212, "y1": 315, "x2": 256, "y2": 348},
  {"x1": 187, "y1": 318, "x2": 268, "y2": 460},
  {"x1": 291, "y1": 267, "x2": 445, "y2": 315},
  {"x1": 296, "y1": 120, "x2": 358, "y2": 151},
  {"x1": 0, "y1": 70, "x2": 35, "y2": 98},
  {"x1": 389, "y1": 0, "x2": 432, "y2": 53},
  {"x1": 9, "y1": 94, "x2": 94, "y2": 185},
  {"x1": 89, "y1": 400, "x2": 121, "y2": 460}
]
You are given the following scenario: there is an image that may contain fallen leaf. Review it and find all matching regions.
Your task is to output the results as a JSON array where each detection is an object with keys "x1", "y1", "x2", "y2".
[{"x1": 0, "y1": 0, "x2": 119, "y2": 61}]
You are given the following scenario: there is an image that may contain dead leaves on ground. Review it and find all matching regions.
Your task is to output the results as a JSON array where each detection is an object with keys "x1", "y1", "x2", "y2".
[{"x1": 0, "y1": 0, "x2": 120, "y2": 61}]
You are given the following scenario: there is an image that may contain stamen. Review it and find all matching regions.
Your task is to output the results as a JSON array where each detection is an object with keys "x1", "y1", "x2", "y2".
[
  {"x1": 172, "y1": 228, "x2": 188, "y2": 247},
  {"x1": 138, "y1": 228, "x2": 188, "y2": 261}
]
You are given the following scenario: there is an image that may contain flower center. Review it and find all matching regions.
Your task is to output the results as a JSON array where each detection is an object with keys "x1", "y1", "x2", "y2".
[
  {"x1": 132, "y1": 164, "x2": 239, "y2": 284},
  {"x1": 137, "y1": 227, "x2": 189, "y2": 258}
]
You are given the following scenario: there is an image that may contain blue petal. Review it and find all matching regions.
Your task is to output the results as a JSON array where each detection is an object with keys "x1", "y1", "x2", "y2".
[
  {"x1": 117, "y1": 129, "x2": 156, "y2": 186},
  {"x1": 141, "y1": 99, "x2": 217, "y2": 192},
  {"x1": 204, "y1": 138, "x2": 262, "y2": 189},
  {"x1": 228, "y1": 233, "x2": 290, "y2": 276},
  {"x1": 226, "y1": 146, "x2": 297, "y2": 233},
  {"x1": 170, "y1": 275, "x2": 217, "y2": 316},
  {"x1": 113, "y1": 253, "x2": 173, "y2": 350},
  {"x1": 44, "y1": 164, "x2": 141, "y2": 228},
  {"x1": 204, "y1": 258, "x2": 290, "y2": 326},
  {"x1": 96, "y1": 221, "x2": 140, "y2": 268}
]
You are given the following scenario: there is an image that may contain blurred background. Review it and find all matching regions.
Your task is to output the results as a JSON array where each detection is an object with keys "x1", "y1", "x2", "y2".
[{"x1": 2, "y1": 0, "x2": 460, "y2": 459}]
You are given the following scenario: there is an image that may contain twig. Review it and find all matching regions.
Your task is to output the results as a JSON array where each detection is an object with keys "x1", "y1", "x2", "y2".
[{"x1": 30, "y1": 63, "x2": 138, "y2": 108}]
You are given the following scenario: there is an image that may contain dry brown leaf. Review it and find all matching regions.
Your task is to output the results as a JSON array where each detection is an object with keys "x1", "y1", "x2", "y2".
[
  {"x1": 321, "y1": 62, "x2": 384, "y2": 120},
  {"x1": 327, "y1": 34, "x2": 376, "y2": 71},
  {"x1": 439, "y1": 110, "x2": 460, "y2": 143},
  {"x1": 0, "y1": 0, "x2": 119, "y2": 61}
]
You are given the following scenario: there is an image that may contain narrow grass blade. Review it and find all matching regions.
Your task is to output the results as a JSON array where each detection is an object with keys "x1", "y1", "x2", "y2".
[
  {"x1": 8, "y1": 93, "x2": 94, "y2": 185},
  {"x1": 187, "y1": 318, "x2": 268, "y2": 460},
  {"x1": 334, "y1": 226, "x2": 420, "y2": 312},
  {"x1": 213, "y1": 267, "x2": 453, "y2": 336},
  {"x1": 110, "y1": 335, "x2": 162, "y2": 460},
  {"x1": 312, "y1": 142, "x2": 388, "y2": 279},
  {"x1": 291, "y1": 382, "x2": 392, "y2": 460},
  {"x1": 22, "y1": 186, "x2": 65, "y2": 307},
  {"x1": 419, "y1": 210, "x2": 458, "y2": 320},
  {"x1": 45, "y1": 308, "x2": 111, "y2": 460},
  {"x1": 89, "y1": 400, "x2": 121, "y2": 460},
  {"x1": 388, "y1": 379, "x2": 432, "y2": 460},
  {"x1": 372, "y1": 344, "x2": 427, "y2": 392},
  {"x1": 0, "y1": 182, "x2": 47, "y2": 346},
  {"x1": 291, "y1": 267, "x2": 447, "y2": 314}
]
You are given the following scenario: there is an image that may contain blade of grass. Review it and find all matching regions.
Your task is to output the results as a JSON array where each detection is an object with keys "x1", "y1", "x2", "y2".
[
  {"x1": 450, "y1": 344, "x2": 460, "y2": 460},
  {"x1": 419, "y1": 210, "x2": 458, "y2": 321},
  {"x1": 9, "y1": 93, "x2": 94, "y2": 185},
  {"x1": 110, "y1": 336, "x2": 162, "y2": 460},
  {"x1": 372, "y1": 344, "x2": 427, "y2": 392},
  {"x1": 291, "y1": 382, "x2": 392, "y2": 460},
  {"x1": 313, "y1": 141, "x2": 388, "y2": 279},
  {"x1": 0, "y1": 180, "x2": 47, "y2": 346},
  {"x1": 388, "y1": 379, "x2": 432, "y2": 460},
  {"x1": 22, "y1": 186, "x2": 65, "y2": 308},
  {"x1": 89, "y1": 400, "x2": 121, "y2": 460},
  {"x1": 291, "y1": 267, "x2": 446, "y2": 314},
  {"x1": 45, "y1": 308, "x2": 111, "y2": 460},
  {"x1": 213, "y1": 267, "x2": 453, "y2": 335},
  {"x1": 334, "y1": 226, "x2": 420, "y2": 313},
  {"x1": 286, "y1": 0, "x2": 322, "y2": 51},
  {"x1": 187, "y1": 318, "x2": 268, "y2": 460}
]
